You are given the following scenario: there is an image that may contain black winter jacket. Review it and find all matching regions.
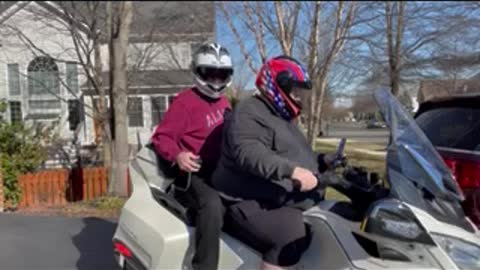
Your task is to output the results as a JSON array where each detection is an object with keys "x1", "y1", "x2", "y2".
[{"x1": 211, "y1": 95, "x2": 327, "y2": 208}]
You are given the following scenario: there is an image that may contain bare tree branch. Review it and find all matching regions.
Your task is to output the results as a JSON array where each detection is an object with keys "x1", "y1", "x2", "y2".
[
  {"x1": 241, "y1": 2, "x2": 266, "y2": 62},
  {"x1": 219, "y1": 2, "x2": 257, "y2": 74},
  {"x1": 287, "y1": 2, "x2": 302, "y2": 55},
  {"x1": 274, "y1": 2, "x2": 290, "y2": 54}
]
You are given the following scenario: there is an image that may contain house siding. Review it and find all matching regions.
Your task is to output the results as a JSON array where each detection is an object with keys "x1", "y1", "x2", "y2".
[{"x1": 0, "y1": 1, "x2": 215, "y2": 154}]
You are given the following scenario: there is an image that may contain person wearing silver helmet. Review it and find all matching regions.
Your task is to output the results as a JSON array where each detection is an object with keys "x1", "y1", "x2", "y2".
[{"x1": 151, "y1": 43, "x2": 234, "y2": 270}]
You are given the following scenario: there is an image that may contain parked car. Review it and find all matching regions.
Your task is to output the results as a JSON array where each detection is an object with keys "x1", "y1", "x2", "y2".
[
  {"x1": 366, "y1": 120, "x2": 387, "y2": 129},
  {"x1": 414, "y1": 96, "x2": 480, "y2": 228}
]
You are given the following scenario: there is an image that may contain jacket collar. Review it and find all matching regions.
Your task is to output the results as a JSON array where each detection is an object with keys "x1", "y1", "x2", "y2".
[
  {"x1": 254, "y1": 93, "x2": 282, "y2": 118},
  {"x1": 254, "y1": 93, "x2": 303, "y2": 125}
]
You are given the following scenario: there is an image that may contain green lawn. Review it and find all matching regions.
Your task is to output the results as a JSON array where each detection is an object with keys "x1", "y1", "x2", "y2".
[
  {"x1": 315, "y1": 143, "x2": 386, "y2": 172},
  {"x1": 316, "y1": 142, "x2": 386, "y2": 201}
]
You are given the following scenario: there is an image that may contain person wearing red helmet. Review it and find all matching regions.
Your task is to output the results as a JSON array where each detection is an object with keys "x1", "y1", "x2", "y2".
[{"x1": 212, "y1": 56, "x2": 342, "y2": 269}]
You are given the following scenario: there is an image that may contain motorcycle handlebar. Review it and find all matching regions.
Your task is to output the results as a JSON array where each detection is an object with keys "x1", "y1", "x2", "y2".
[{"x1": 291, "y1": 171, "x2": 345, "y2": 191}]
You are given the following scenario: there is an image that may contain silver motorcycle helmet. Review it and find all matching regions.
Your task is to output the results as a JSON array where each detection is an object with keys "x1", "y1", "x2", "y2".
[{"x1": 191, "y1": 43, "x2": 234, "y2": 99}]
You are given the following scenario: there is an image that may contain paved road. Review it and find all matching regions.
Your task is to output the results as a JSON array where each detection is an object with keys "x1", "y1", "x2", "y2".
[
  {"x1": 324, "y1": 124, "x2": 389, "y2": 144},
  {"x1": 0, "y1": 213, "x2": 118, "y2": 270}
]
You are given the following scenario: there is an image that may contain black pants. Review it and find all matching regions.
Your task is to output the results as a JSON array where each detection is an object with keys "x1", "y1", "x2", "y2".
[
  {"x1": 224, "y1": 200, "x2": 312, "y2": 267},
  {"x1": 174, "y1": 173, "x2": 225, "y2": 270},
  {"x1": 222, "y1": 191, "x2": 321, "y2": 267}
]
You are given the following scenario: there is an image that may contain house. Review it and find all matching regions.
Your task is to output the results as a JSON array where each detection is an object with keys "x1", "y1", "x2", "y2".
[
  {"x1": 0, "y1": 1, "x2": 215, "y2": 166},
  {"x1": 418, "y1": 79, "x2": 480, "y2": 104}
]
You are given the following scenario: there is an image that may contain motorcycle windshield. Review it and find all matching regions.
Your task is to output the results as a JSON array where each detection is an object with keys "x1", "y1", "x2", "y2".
[{"x1": 374, "y1": 89, "x2": 472, "y2": 231}]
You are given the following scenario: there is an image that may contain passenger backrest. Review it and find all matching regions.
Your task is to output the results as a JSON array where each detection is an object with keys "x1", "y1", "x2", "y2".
[
  {"x1": 131, "y1": 142, "x2": 175, "y2": 192},
  {"x1": 131, "y1": 142, "x2": 193, "y2": 224}
]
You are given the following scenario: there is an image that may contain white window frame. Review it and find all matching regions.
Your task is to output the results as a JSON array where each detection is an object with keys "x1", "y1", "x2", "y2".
[
  {"x1": 7, "y1": 63, "x2": 21, "y2": 97},
  {"x1": 127, "y1": 96, "x2": 144, "y2": 128},
  {"x1": 9, "y1": 100, "x2": 22, "y2": 124},
  {"x1": 150, "y1": 93, "x2": 177, "y2": 128}
]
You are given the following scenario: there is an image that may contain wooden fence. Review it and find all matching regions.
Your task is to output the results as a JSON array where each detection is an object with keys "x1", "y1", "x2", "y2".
[
  {"x1": 17, "y1": 167, "x2": 109, "y2": 209},
  {"x1": 82, "y1": 167, "x2": 109, "y2": 200},
  {"x1": 18, "y1": 169, "x2": 69, "y2": 208}
]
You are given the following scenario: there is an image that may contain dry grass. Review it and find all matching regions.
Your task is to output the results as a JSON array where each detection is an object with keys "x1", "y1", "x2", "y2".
[
  {"x1": 15, "y1": 196, "x2": 126, "y2": 218},
  {"x1": 316, "y1": 142, "x2": 386, "y2": 201}
]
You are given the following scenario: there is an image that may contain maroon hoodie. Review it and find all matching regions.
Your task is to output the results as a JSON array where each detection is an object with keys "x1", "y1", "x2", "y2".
[{"x1": 151, "y1": 87, "x2": 231, "y2": 173}]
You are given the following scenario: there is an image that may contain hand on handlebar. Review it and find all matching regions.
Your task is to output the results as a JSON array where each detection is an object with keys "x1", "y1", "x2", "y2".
[
  {"x1": 323, "y1": 153, "x2": 348, "y2": 169},
  {"x1": 291, "y1": 164, "x2": 356, "y2": 192},
  {"x1": 316, "y1": 170, "x2": 346, "y2": 187},
  {"x1": 291, "y1": 167, "x2": 318, "y2": 191}
]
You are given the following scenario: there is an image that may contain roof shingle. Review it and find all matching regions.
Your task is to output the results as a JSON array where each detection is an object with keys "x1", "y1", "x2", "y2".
[
  {"x1": 81, "y1": 69, "x2": 193, "y2": 92},
  {"x1": 418, "y1": 79, "x2": 480, "y2": 103},
  {"x1": 2, "y1": 1, "x2": 215, "y2": 42}
]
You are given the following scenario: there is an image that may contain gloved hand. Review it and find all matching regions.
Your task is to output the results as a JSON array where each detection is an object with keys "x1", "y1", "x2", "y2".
[
  {"x1": 316, "y1": 170, "x2": 346, "y2": 189},
  {"x1": 344, "y1": 166, "x2": 371, "y2": 189},
  {"x1": 322, "y1": 153, "x2": 348, "y2": 170}
]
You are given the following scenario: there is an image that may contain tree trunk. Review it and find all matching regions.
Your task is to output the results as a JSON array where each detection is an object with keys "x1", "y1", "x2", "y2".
[
  {"x1": 304, "y1": 2, "x2": 321, "y2": 144},
  {"x1": 94, "y1": 39, "x2": 112, "y2": 168},
  {"x1": 314, "y1": 79, "x2": 329, "y2": 144},
  {"x1": 107, "y1": 1, "x2": 116, "y2": 141},
  {"x1": 306, "y1": 80, "x2": 317, "y2": 144},
  {"x1": 108, "y1": 1, "x2": 133, "y2": 197},
  {"x1": 391, "y1": 69, "x2": 401, "y2": 96},
  {"x1": 106, "y1": 0, "x2": 115, "y2": 193},
  {"x1": 385, "y1": 1, "x2": 405, "y2": 97},
  {"x1": 307, "y1": 77, "x2": 328, "y2": 147}
]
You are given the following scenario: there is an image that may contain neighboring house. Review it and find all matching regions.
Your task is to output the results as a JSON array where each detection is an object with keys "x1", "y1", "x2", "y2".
[
  {"x1": 349, "y1": 94, "x2": 378, "y2": 119},
  {"x1": 418, "y1": 79, "x2": 480, "y2": 104},
  {"x1": 0, "y1": 1, "x2": 215, "y2": 166}
]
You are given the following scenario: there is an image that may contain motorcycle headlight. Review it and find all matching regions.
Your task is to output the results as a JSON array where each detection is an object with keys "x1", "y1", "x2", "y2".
[
  {"x1": 432, "y1": 234, "x2": 480, "y2": 270},
  {"x1": 362, "y1": 199, "x2": 435, "y2": 245},
  {"x1": 377, "y1": 209, "x2": 424, "y2": 239}
]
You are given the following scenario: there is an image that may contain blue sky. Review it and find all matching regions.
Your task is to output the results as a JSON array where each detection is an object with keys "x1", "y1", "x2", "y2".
[
  {"x1": 214, "y1": 5, "x2": 358, "y2": 107},
  {"x1": 215, "y1": 6, "x2": 281, "y2": 92},
  {"x1": 216, "y1": 19, "x2": 257, "y2": 91},
  {"x1": 214, "y1": 3, "x2": 366, "y2": 100},
  {"x1": 214, "y1": 2, "x2": 480, "y2": 108}
]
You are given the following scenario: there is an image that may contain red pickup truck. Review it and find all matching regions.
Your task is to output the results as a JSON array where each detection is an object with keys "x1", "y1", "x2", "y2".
[{"x1": 415, "y1": 95, "x2": 480, "y2": 228}]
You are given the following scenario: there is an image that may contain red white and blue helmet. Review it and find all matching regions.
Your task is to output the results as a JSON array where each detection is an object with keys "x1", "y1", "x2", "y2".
[{"x1": 255, "y1": 55, "x2": 312, "y2": 120}]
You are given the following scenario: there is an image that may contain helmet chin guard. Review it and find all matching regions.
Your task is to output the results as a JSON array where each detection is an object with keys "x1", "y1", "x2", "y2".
[{"x1": 194, "y1": 76, "x2": 232, "y2": 99}]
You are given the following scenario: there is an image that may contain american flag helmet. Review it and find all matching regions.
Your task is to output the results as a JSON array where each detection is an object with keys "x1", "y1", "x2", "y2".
[{"x1": 255, "y1": 56, "x2": 312, "y2": 120}]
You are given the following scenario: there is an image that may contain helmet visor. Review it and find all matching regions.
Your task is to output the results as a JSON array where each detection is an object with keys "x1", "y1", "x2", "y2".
[
  {"x1": 292, "y1": 80, "x2": 312, "y2": 91},
  {"x1": 282, "y1": 79, "x2": 313, "y2": 95},
  {"x1": 196, "y1": 66, "x2": 233, "y2": 84}
]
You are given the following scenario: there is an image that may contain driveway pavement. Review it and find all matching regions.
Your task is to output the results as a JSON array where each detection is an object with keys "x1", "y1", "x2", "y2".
[{"x1": 0, "y1": 213, "x2": 118, "y2": 270}]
